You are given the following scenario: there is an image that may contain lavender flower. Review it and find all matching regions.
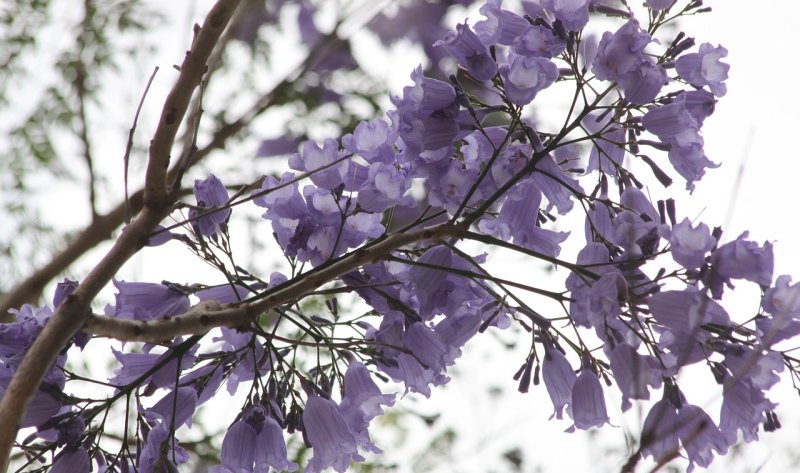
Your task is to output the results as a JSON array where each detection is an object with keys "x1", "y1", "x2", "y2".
[
  {"x1": 304, "y1": 395, "x2": 364, "y2": 473},
  {"x1": 436, "y1": 21, "x2": 497, "y2": 81},
  {"x1": 110, "y1": 279, "x2": 190, "y2": 321},
  {"x1": 676, "y1": 404, "x2": 729, "y2": 472},
  {"x1": 569, "y1": 359, "x2": 610, "y2": 430},
  {"x1": 189, "y1": 174, "x2": 231, "y2": 237},
  {"x1": 541, "y1": 342, "x2": 576, "y2": 419},
  {"x1": 675, "y1": 43, "x2": 730, "y2": 97}
]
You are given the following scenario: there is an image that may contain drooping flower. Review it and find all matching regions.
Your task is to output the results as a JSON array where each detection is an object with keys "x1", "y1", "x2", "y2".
[
  {"x1": 705, "y1": 232, "x2": 774, "y2": 298},
  {"x1": 213, "y1": 405, "x2": 298, "y2": 473},
  {"x1": 675, "y1": 43, "x2": 730, "y2": 97},
  {"x1": 664, "y1": 218, "x2": 715, "y2": 270},
  {"x1": 541, "y1": 0, "x2": 590, "y2": 32},
  {"x1": 50, "y1": 447, "x2": 90, "y2": 473},
  {"x1": 288, "y1": 139, "x2": 351, "y2": 190},
  {"x1": 109, "y1": 279, "x2": 190, "y2": 321},
  {"x1": 676, "y1": 404, "x2": 729, "y2": 472},
  {"x1": 641, "y1": 396, "x2": 680, "y2": 464},
  {"x1": 498, "y1": 54, "x2": 558, "y2": 106},
  {"x1": 436, "y1": 21, "x2": 497, "y2": 81},
  {"x1": 569, "y1": 358, "x2": 610, "y2": 431},
  {"x1": 608, "y1": 342, "x2": 662, "y2": 411},
  {"x1": 303, "y1": 395, "x2": 364, "y2": 473},
  {"x1": 189, "y1": 174, "x2": 231, "y2": 237},
  {"x1": 137, "y1": 422, "x2": 190, "y2": 473},
  {"x1": 541, "y1": 342, "x2": 576, "y2": 419},
  {"x1": 592, "y1": 19, "x2": 668, "y2": 104}
]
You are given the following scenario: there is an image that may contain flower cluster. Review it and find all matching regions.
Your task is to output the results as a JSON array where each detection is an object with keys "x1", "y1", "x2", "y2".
[{"x1": 5, "y1": 1, "x2": 799, "y2": 473}]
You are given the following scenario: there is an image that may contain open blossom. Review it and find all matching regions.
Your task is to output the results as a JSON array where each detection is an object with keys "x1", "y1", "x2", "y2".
[
  {"x1": 592, "y1": 19, "x2": 668, "y2": 104},
  {"x1": 705, "y1": 232, "x2": 774, "y2": 298},
  {"x1": 664, "y1": 218, "x2": 715, "y2": 269},
  {"x1": 676, "y1": 43, "x2": 730, "y2": 97},
  {"x1": 569, "y1": 359, "x2": 610, "y2": 431},
  {"x1": 498, "y1": 54, "x2": 558, "y2": 106},
  {"x1": 541, "y1": 342, "x2": 576, "y2": 419},
  {"x1": 541, "y1": 0, "x2": 589, "y2": 32},
  {"x1": 435, "y1": 21, "x2": 497, "y2": 81}
]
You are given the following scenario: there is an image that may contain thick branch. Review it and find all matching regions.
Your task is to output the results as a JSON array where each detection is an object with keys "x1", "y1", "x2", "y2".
[
  {"x1": 83, "y1": 222, "x2": 463, "y2": 343},
  {"x1": 0, "y1": 2, "x2": 240, "y2": 469},
  {"x1": 143, "y1": 0, "x2": 238, "y2": 208}
]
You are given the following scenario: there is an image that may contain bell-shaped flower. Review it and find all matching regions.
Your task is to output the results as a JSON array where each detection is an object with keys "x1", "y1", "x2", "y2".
[
  {"x1": 499, "y1": 54, "x2": 558, "y2": 106},
  {"x1": 676, "y1": 43, "x2": 729, "y2": 97},
  {"x1": 213, "y1": 405, "x2": 298, "y2": 473},
  {"x1": 677, "y1": 404, "x2": 729, "y2": 471},
  {"x1": 664, "y1": 218, "x2": 715, "y2": 270},
  {"x1": 569, "y1": 360, "x2": 610, "y2": 431},
  {"x1": 304, "y1": 395, "x2": 364, "y2": 473},
  {"x1": 145, "y1": 386, "x2": 198, "y2": 429},
  {"x1": 706, "y1": 232, "x2": 773, "y2": 298},
  {"x1": 50, "y1": 447, "x2": 90, "y2": 473},
  {"x1": 512, "y1": 23, "x2": 566, "y2": 58},
  {"x1": 541, "y1": 0, "x2": 589, "y2": 32},
  {"x1": 189, "y1": 174, "x2": 231, "y2": 237},
  {"x1": 289, "y1": 139, "x2": 351, "y2": 190},
  {"x1": 609, "y1": 342, "x2": 662, "y2": 411},
  {"x1": 641, "y1": 396, "x2": 680, "y2": 464},
  {"x1": 541, "y1": 342, "x2": 576, "y2": 419},
  {"x1": 474, "y1": 0, "x2": 530, "y2": 46},
  {"x1": 436, "y1": 21, "x2": 497, "y2": 81},
  {"x1": 137, "y1": 422, "x2": 190, "y2": 473},
  {"x1": 110, "y1": 279, "x2": 190, "y2": 321}
]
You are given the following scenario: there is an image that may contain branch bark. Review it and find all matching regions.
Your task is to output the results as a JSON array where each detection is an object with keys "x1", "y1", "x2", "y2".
[
  {"x1": 0, "y1": 1, "x2": 240, "y2": 469},
  {"x1": 83, "y1": 222, "x2": 464, "y2": 343}
]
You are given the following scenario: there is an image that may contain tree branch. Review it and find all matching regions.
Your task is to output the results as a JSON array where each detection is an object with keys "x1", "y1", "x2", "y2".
[
  {"x1": 0, "y1": 1, "x2": 240, "y2": 469},
  {"x1": 0, "y1": 22, "x2": 345, "y2": 319},
  {"x1": 82, "y1": 222, "x2": 464, "y2": 344}
]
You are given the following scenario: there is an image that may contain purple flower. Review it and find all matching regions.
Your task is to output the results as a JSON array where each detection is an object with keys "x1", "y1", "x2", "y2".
[
  {"x1": 52, "y1": 279, "x2": 78, "y2": 309},
  {"x1": 719, "y1": 377, "x2": 776, "y2": 444},
  {"x1": 189, "y1": 174, "x2": 231, "y2": 237},
  {"x1": 0, "y1": 363, "x2": 61, "y2": 428},
  {"x1": 583, "y1": 114, "x2": 625, "y2": 175},
  {"x1": 357, "y1": 162, "x2": 413, "y2": 213},
  {"x1": 569, "y1": 360, "x2": 610, "y2": 431},
  {"x1": 474, "y1": 0, "x2": 530, "y2": 45},
  {"x1": 705, "y1": 232, "x2": 774, "y2": 299},
  {"x1": 195, "y1": 284, "x2": 251, "y2": 304},
  {"x1": 646, "y1": 0, "x2": 674, "y2": 10},
  {"x1": 137, "y1": 422, "x2": 190, "y2": 473},
  {"x1": 542, "y1": 0, "x2": 590, "y2": 32},
  {"x1": 758, "y1": 275, "x2": 800, "y2": 345},
  {"x1": 675, "y1": 43, "x2": 730, "y2": 97},
  {"x1": 592, "y1": 19, "x2": 668, "y2": 104},
  {"x1": 289, "y1": 139, "x2": 350, "y2": 190},
  {"x1": 664, "y1": 218, "x2": 715, "y2": 269},
  {"x1": 214, "y1": 405, "x2": 298, "y2": 473},
  {"x1": 676, "y1": 404, "x2": 729, "y2": 472},
  {"x1": 648, "y1": 288, "x2": 730, "y2": 332},
  {"x1": 478, "y1": 179, "x2": 568, "y2": 257},
  {"x1": 110, "y1": 279, "x2": 190, "y2": 321},
  {"x1": 512, "y1": 24, "x2": 566, "y2": 58},
  {"x1": 342, "y1": 118, "x2": 396, "y2": 163},
  {"x1": 541, "y1": 342, "x2": 576, "y2": 419},
  {"x1": 109, "y1": 345, "x2": 197, "y2": 390},
  {"x1": 436, "y1": 21, "x2": 497, "y2": 81},
  {"x1": 51, "y1": 447, "x2": 90, "y2": 473},
  {"x1": 609, "y1": 343, "x2": 662, "y2": 411},
  {"x1": 499, "y1": 54, "x2": 559, "y2": 106},
  {"x1": 304, "y1": 395, "x2": 364, "y2": 473},
  {"x1": 390, "y1": 67, "x2": 460, "y2": 158},
  {"x1": 145, "y1": 386, "x2": 198, "y2": 429},
  {"x1": 641, "y1": 397, "x2": 680, "y2": 463}
]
